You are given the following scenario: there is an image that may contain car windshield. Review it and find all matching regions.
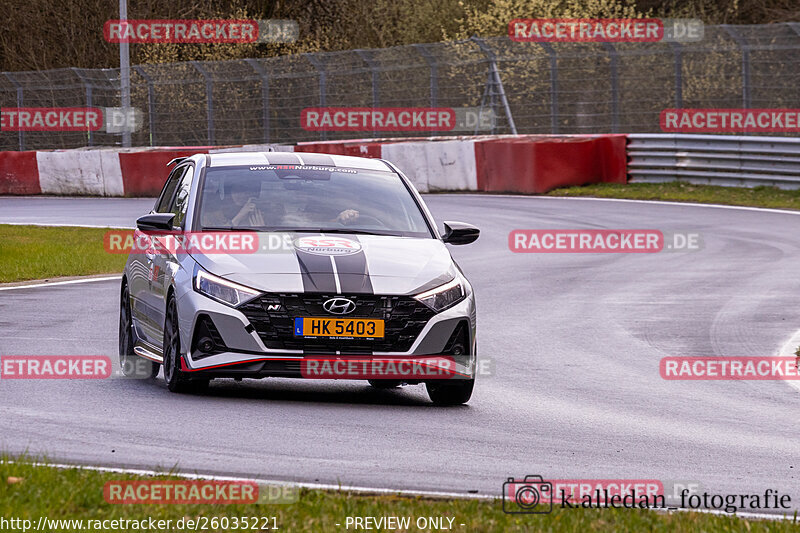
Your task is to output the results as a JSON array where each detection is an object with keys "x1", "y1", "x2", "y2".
[{"x1": 196, "y1": 164, "x2": 433, "y2": 238}]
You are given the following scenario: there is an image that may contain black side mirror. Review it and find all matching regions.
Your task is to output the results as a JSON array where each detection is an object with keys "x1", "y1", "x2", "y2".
[
  {"x1": 136, "y1": 213, "x2": 175, "y2": 232},
  {"x1": 442, "y1": 221, "x2": 480, "y2": 245}
]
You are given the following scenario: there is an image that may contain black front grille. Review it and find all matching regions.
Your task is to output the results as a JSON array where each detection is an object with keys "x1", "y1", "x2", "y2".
[{"x1": 238, "y1": 293, "x2": 435, "y2": 353}]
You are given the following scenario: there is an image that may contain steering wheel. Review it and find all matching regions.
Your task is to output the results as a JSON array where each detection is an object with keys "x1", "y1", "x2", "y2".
[{"x1": 343, "y1": 214, "x2": 386, "y2": 228}]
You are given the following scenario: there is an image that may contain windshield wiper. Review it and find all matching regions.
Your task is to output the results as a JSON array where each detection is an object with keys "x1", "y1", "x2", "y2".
[
  {"x1": 201, "y1": 227, "x2": 398, "y2": 236},
  {"x1": 307, "y1": 228, "x2": 398, "y2": 236}
]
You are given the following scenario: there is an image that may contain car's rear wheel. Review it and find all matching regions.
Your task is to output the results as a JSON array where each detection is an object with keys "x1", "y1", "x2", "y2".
[
  {"x1": 119, "y1": 281, "x2": 159, "y2": 379},
  {"x1": 426, "y1": 378, "x2": 474, "y2": 406},
  {"x1": 163, "y1": 296, "x2": 208, "y2": 393}
]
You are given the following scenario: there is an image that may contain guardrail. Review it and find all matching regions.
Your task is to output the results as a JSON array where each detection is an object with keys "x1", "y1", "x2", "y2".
[
  {"x1": 0, "y1": 135, "x2": 627, "y2": 196},
  {"x1": 628, "y1": 134, "x2": 800, "y2": 189}
]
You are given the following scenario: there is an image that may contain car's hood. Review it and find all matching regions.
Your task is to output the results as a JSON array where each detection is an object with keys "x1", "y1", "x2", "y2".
[{"x1": 191, "y1": 233, "x2": 456, "y2": 295}]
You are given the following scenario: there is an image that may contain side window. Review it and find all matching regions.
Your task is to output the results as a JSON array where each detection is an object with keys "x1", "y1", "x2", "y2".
[
  {"x1": 170, "y1": 165, "x2": 195, "y2": 228},
  {"x1": 154, "y1": 166, "x2": 186, "y2": 213}
]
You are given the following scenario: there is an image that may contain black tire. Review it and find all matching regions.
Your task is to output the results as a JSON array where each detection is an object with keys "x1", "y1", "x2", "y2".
[
  {"x1": 368, "y1": 379, "x2": 402, "y2": 389},
  {"x1": 163, "y1": 296, "x2": 208, "y2": 393},
  {"x1": 425, "y1": 379, "x2": 474, "y2": 406},
  {"x1": 119, "y1": 281, "x2": 159, "y2": 379}
]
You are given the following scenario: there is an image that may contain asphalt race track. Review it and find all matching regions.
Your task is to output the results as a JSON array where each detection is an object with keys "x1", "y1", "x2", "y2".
[{"x1": 1, "y1": 195, "x2": 800, "y2": 508}]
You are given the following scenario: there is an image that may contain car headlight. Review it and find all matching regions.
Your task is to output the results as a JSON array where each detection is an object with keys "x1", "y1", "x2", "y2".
[
  {"x1": 194, "y1": 267, "x2": 260, "y2": 307},
  {"x1": 414, "y1": 277, "x2": 466, "y2": 312}
]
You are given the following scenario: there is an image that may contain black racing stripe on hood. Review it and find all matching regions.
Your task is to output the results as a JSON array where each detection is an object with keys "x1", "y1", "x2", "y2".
[
  {"x1": 333, "y1": 235, "x2": 374, "y2": 294},
  {"x1": 292, "y1": 233, "x2": 338, "y2": 293},
  {"x1": 265, "y1": 152, "x2": 302, "y2": 165},
  {"x1": 295, "y1": 153, "x2": 336, "y2": 166}
]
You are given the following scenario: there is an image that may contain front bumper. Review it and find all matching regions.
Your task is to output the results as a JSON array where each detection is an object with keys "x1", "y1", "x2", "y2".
[{"x1": 175, "y1": 288, "x2": 476, "y2": 379}]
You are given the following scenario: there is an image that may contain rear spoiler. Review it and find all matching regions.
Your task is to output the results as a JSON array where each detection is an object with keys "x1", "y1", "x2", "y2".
[{"x1": 167, "y1": 157, "x2": 188, "y2": 167}]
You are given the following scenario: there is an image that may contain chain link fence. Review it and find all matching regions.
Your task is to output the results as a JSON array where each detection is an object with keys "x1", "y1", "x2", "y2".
[{"x1": 1, "y1": 23, "x2": 799, "y2": 151}]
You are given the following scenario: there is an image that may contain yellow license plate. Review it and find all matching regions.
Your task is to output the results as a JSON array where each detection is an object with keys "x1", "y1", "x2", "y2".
[{"x1": 294, "y1": 317, "x2": 384, "y2": 338}]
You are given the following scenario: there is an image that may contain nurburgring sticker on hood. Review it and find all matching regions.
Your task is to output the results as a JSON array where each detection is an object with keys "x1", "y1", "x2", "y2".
[{"x1": 293, "y1": 236, "x2": 363, "y2": 256}]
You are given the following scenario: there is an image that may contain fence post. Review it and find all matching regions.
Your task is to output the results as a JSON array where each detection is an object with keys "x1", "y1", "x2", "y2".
[
  {"x1": 133, "y1": 66, "x2": 156, "y2": 146},
  {"x1": 787, "y1": 21, "x2": 800, "y2": 37},
  {"x1": 601, "y1": 43, "x2": 619, "y2": 133},
  {"x1": 471, "y1": 37, "x2": 517, "y2": 135},
  {"x1": 305, "y1": 54, "x2": 328, "y2": 141},
  {"x1": 537, "y1": 42, "x2": 559, "y2": 134},
  {"x1": 722, "y1": 25, "x2": 750, "y2": 109},
  {"x1": 355, "y1": 50, "x2": 380, "y2": 138},
  {"x1": 246, "y1": 59, "x2": 270, "y2": 144},
  {"x1": 191, "y1": 61, "x2": 215, "y2": 145},
  {"x1": 71, "y1": 68, "x2": 94, "y2": 146},
  {"x1": 668, "y1": 42, "x2": 683, "y2": 109},
  {"x1": 413, "y1": 44, "x2": 438, "y2": 108},
  {"x1": 4, "y1": 73, "x2": 24, "y2": 150}
]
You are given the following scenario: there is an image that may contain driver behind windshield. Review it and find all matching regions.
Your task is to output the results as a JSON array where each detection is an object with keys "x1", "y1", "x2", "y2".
[
  {"x1": 278, "y1": 173, "x2": 362, "y2": 227},
  {"x1": 201, "y1": 180, "x2": 269, "y2": 228},
  {"x1": 228, "y1": 181, "x2": 266, "y2": 226},
  {"x1": 202, "y1": 178, "x2": 359, "y2": 229}
]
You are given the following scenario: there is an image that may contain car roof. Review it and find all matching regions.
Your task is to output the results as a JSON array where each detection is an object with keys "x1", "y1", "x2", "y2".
[{"x1": 204, "y1": 151, "x2": 393, "y2": 172}]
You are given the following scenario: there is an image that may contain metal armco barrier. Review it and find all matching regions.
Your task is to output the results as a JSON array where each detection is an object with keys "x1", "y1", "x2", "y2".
[{"x1": 628, "y1": 134, "x2": 800, "y2": 189}]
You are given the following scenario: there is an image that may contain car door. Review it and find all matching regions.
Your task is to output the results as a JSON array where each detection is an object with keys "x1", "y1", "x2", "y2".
[
  {"x1": 150, "y1": 163, "x2": 195, "y2": 341},
  {"x1": 130, "y1": 164, "x2": 186, "y2": 346}
]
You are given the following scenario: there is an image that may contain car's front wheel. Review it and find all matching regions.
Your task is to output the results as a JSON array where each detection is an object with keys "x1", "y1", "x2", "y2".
[
  {"x1": 426, "y1": 378, "x2": 474, "y2": 406},
  {"x1": 163, "y1": 296, "x2": 208, "y2": 393}
]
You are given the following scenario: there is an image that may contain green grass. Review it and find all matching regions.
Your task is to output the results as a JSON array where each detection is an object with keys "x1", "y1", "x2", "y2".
[
  {"x1": 1, "y1": 459, "x2": 797, "y2": 532},
  {"x1": 545, "y1": 182, "x2": 800, "y2": 210},
  {"x1": 0, "y1": 225, "x2": 126, "y2": 283}
]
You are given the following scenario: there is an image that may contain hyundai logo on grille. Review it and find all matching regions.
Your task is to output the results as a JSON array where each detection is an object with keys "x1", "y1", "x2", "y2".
[{"x1": 323, "y1": 298, "x2": 356, "y2": 315}]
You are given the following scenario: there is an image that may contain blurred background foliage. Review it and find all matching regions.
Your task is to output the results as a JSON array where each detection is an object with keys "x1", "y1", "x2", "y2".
[{"x1": 0, "y1": 0, "x2": 798, "y2": 72}]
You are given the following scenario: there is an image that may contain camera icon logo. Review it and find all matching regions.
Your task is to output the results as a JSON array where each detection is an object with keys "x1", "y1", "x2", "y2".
[{"x1": 502, "y1": 475, "x2": 553, "y2": 514}]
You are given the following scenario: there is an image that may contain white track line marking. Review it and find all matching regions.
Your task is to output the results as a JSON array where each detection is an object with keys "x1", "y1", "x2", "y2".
[
  {"x1": 13, "y1": 460, "x2": 489, "y2": 500},
  {"x1": 6, "y1": 461, "x2": 796, "y2": 522},
  {"x1": 0, "y1": 222, "x2": 131, "y2": 229},
  {"x1": 433, "y1": 193, "x2": 800, "y2": 217},
  {"x1": 0, "y1": 275, "x2": 121, "y2": 291}
]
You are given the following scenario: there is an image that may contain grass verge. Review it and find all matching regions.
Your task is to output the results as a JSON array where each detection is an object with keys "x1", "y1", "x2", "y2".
[
  {"x1": 0, "y1": 225, "x2": 125, "y2": 283},
  {"x1": 1, "y1": 459, "x2": 796, "y2": 532},
  {"x1": 545, "y1": 182, "x2": 800, "y2": 210}
]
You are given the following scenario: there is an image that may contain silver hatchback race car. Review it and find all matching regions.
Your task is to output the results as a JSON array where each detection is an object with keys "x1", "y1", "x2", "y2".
[{"x1": 119, "y1": 152, "x2": 479, "y2": 404}]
